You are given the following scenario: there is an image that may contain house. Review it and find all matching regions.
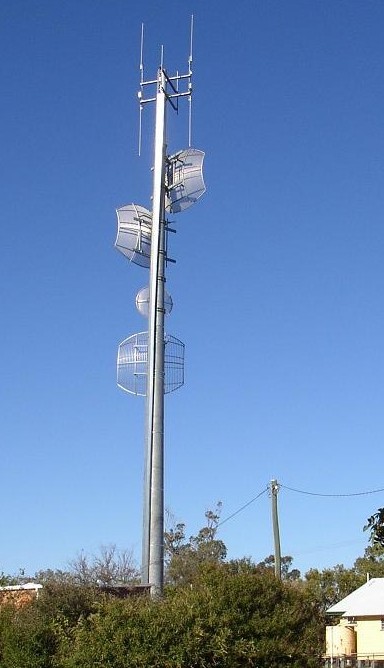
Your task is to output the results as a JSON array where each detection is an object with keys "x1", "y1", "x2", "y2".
[
  {"x1": 325, "y1": 577, "x2": 384, "y2": 667},
  {"x1": 0, "y1": 582, "x2": 42, "y2": 608}
]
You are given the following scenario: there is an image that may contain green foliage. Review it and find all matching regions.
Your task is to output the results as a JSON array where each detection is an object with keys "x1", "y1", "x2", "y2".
[
  {"x1": 0, "y1": 568, "x2": 27, "y2": 587},
  {"x1": 10, "y1": 506, "x2": 382, "y2": 666},
  {"x1": 303, "y1": 534, "x2": 384, "y2": 614},
  {"x1": 304, "y1": 564, "x2": 363, "y2": 612},
  {"x1": 352, "y1": 543, "x2": 384, "y2": 583},
  {"x1": 56, "y1": 563, "x2": 323, "y2": 668},
  {"x1": 164, "y1": 503, "x2": 227, "y2": 585},
  {"x1": 36, "y1": 582, "x2": 104, "y2": 627},
  {"x1": 0, "y1": 560, "x2": 325, "y2": 667},
  {"x1": 256, "y1": 554, "x2": 301, "y2": 581},
  {"x1": 0, "y1": 573, "x2": 18, "y2": 587},
  {"x1": 35, "y1": 569, "x2": 75, "y2": 585},
  {"x1": 0, "y1": 603, "x2": 57, "y2": 668},
  {"x1": 0, "y1": 583, "x2": 105, "y2": 667},
  {"x1": 303, "y1": 540, "x2": 384, "y2": 615},
  {"x1": 364, "y1": 508, "x2": 384, "y2": 547}
]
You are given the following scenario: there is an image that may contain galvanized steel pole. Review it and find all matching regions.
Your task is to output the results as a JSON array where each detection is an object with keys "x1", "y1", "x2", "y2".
[{"x1": 142, "y1": 68, "x2": 167, "y2": 596}]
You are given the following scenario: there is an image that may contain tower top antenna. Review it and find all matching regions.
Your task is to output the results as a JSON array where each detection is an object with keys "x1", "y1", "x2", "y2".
[
  {"x1": 139, "y1": 23, "x2": 144, "y2": 83},
  {"x1": 189, "y1": 14, "x2": 194, "y2": 68},
  {"x1": 137, "y1": 16, "x2": 195, "y2": 155}
]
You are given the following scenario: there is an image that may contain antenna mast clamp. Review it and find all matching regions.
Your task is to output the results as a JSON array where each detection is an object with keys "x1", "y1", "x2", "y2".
[{"x1": 138, "y1": 68, "x2": 193, "y2": 106}]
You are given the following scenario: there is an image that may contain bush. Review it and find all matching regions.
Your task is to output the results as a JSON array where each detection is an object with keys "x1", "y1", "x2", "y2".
[
  {"x1": 56, "y1": 563, "x2": 324, "y2": 668},
  {"x1": 0, "y1": 583, "x2": 106, "y2": 668},
  {"x1": 0, "y1": 565, "x2": 324, "y2": 667},
  {"x1": 0, "y1": 603, "x2": 57, "y2": 668}
]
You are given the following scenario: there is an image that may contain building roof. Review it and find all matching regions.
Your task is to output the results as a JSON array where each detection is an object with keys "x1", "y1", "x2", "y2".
[
  {"x1": 327, "y1": 578, "x2": 384, "y2": 616},
  {"x1": 0, "y1": 582, "x2": 42, "y2": 592}
]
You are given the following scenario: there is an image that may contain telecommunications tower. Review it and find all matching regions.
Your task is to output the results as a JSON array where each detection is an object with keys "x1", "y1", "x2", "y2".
[{"x1": 115, "y1": 19, "x2": 206, "y2": 596}]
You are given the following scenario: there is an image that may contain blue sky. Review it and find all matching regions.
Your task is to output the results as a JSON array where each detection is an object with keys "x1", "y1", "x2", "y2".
[{"x1": 1, "y1": 0, "x2": 384, "y2": 578}]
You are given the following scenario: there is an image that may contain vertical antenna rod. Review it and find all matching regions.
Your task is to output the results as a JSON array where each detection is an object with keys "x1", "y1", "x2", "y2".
[
  {"x1": 138, "y1": 23, "x2": 145, "y2": 156},
  {"x1": 188, "y1": 15, "x2": 194, "y2": 147}
]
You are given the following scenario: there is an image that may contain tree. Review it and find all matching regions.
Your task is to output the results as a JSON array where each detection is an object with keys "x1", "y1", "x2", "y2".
[
  {"x1": 0, "y1": 573, "x2": 18, "y2": 587},
  {"x1": 353, "y1": 543, "x2": 384, "y2": 579},
  {"x1": 35, "y1": 544, "x2": 139, "y2": 587},
  {"x1": 0, "y1": 548, "x2": 138, "y2": 668},
  {"x1": 68, "y1": 544, "x2": 139, "y2": 586},
  {"x1": 364, "y1": 508, "x2": 384, "y2": 546},
  {"x1": 257, "y1": 554, "x2": 301, "y2": 581},
  {"x1": 56, "y1": 562, "x2": 324, "y2": 668},
  {"x1": 301, "y1": 540, "x2": 384, "y2": 614},
  {"x1": 164, "y1": 504, "x2": 227, "y2": 585},
  {"x1": 304, "y1": 564, "x2": 363, "y2": 612},
  {"x1": 0, "y1": 603, "x2": 58, "y2": 668},
  {"x1": 0, "y1": 579, "x2": 106, "y2": 668}
]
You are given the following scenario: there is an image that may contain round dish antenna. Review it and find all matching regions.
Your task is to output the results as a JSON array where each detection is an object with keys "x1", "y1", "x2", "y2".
[
  {"x1": 115, "y1": 204, "x2": 152, "y2": 267},
  {"x1": 136, "y1": 286, "x2": 173, "y2": 317},
  {"x1": 166, "y1": 148, "x2": 206, "y2": 214},
  {"x1": 117, "y1": 332, "x2": 185, "y2": 396}
]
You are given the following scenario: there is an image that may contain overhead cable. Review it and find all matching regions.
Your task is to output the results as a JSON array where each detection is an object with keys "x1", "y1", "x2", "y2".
[
  {"x1": 216, "y1": 483, "x2": 384, "y2": 529},
  {"x1": 218, "y1": 487, "x2": 269, "y2": 527},
  {"x1": 281, "y1": 484, "x2": 384, "y2": 498}
]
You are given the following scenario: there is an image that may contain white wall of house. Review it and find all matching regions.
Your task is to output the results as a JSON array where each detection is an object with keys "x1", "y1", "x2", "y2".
[
  {"x1": 355, "y1": 618, "x2": 384, "y2": 655},
  {"x1": 326, "y1": 617, "x2": 384, "y2": 659}
]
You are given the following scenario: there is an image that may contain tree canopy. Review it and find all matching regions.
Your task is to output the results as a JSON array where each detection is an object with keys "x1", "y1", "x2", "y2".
[
  {"x1": 8, "y1": 563, "x2": 322, "y2": 668},
  {"x1": 164, "y1": 503, "x2": 227, "y2": 585},
  {"x1": 364, "y1": 507, "x2": 384, "y2": 547},
  {"x1": 1, "y1": 505, "x2": 383, "y2": 666}
]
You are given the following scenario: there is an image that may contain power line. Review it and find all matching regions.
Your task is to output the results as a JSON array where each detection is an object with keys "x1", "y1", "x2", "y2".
[
  {"x1": 218, "y1": 487, "x2": 268, "y2": 527},
  {"x1": 281, "y1": 485, "x2": 384, "y2": 498},
  {"x1": 216, "y1": 483, "x2": 384, "y2": 530}
]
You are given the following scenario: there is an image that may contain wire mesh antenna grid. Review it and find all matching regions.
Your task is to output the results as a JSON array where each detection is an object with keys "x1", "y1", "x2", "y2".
[
  {"x1": 117, "y1": 332, "x2": 185, "y2": 396},
  {"x1": 166, "y1": 148, "x2": 205, "y2": 214},
  {"x1": 115, "y1": 204, "x2": 152, "y2": 267}
]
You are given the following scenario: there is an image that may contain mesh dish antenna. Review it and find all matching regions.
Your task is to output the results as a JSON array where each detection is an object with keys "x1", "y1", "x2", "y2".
[
  {"x1": 136, "y1": 286, "x2": 173, "y2": 317},
  {"x1": 117, "y1": 332, "x2": 185, "y2": 396},
  {"x1": 115, "y1": 204, "x2": 152, "y2": 267},
  {"x1": 166, "y1": 148, "x2": 206, "y2": 214}
]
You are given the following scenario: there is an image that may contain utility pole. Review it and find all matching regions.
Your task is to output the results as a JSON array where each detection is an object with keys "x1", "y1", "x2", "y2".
[{"x1": 270, "y1": 479, "x2": 282, "y2": 579}]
